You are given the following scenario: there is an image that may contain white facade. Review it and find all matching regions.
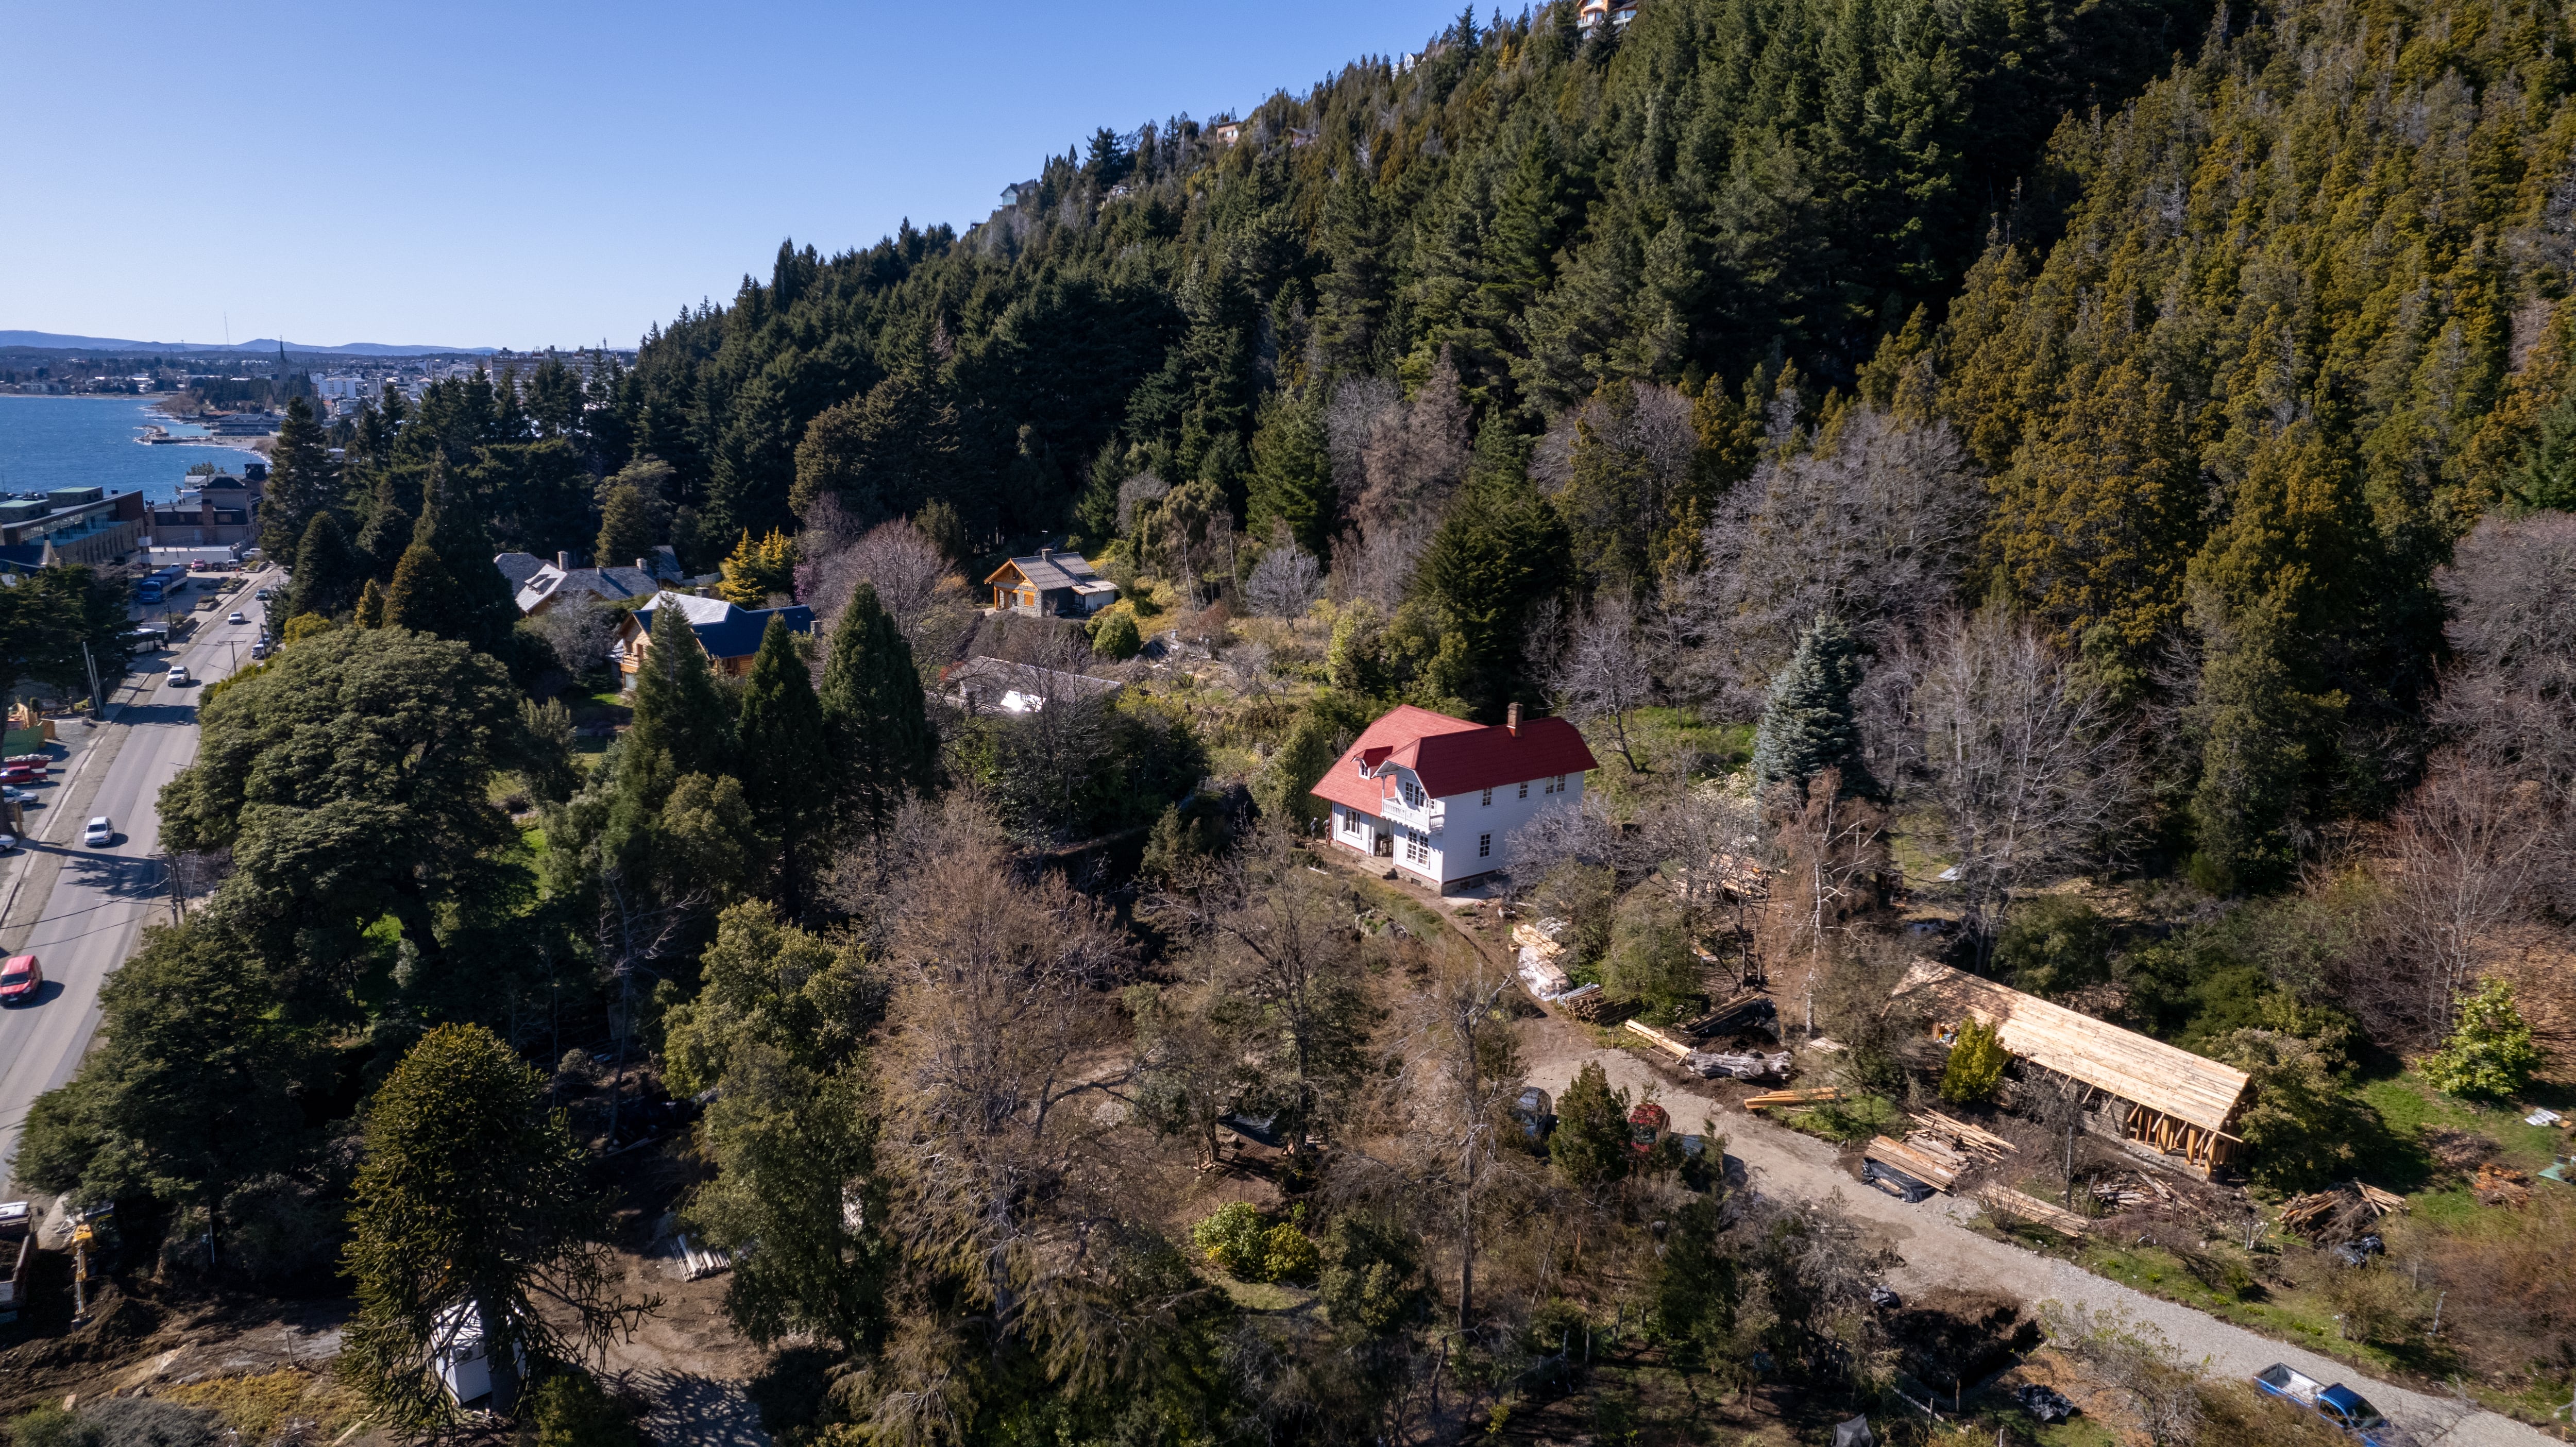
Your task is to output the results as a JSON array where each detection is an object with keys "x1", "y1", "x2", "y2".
[{"x1": 1330, "y1": 765, "x2": 1585, "y2": 892}]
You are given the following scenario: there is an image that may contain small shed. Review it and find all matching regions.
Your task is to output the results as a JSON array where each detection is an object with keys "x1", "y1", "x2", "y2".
[
  {"x1": 1894, "y1": 960, "x2": 2252, "y2": 1174},
  {"x1": 982, "y1": 548, "x2": 1117, "y2": 617}
]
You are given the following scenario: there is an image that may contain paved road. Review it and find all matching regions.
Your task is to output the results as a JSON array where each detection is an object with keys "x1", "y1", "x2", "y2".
[
  {"x1": 0, "y1": 571, "x2": 275, "y2": 1196},
  {"x1": 1519, "y1": 1033, "x2": 2558, "y2": 1446}
]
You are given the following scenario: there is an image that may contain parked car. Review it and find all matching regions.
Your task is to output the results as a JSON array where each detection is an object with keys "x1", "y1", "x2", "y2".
[
  {"x1": 3, "y1": 754, "x2": 47, "y2": 771},
  {"x1": 0, "y1": 766, "x2": 38, "y2": 787},
  {"x1": 0, "y1": 955, "x2": 38, "y2": 1005},
  {"x1": 83, "y1": 816, "x2": 113, "y2": 847},
  {"x1": 167, "y1": 667, "x2": 191, "y2": 687},
  {"x1": 5, "y1": 786, "x2": 38, "y2": 805},
  {"x1": 2254, "y1": 1364, "x2": 2399, "y2": 1445},
  {"x1": 249, "y1": 641, "x2": 270, "y2": 660},
  {"x1": 227, "y1": 610, "x2": 248, "y2": 625}
]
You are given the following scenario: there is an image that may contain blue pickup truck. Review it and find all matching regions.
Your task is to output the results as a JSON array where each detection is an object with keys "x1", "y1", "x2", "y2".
[{"x1": 2255, "y1": 1364, "x2": 2402, "y2": 1444}]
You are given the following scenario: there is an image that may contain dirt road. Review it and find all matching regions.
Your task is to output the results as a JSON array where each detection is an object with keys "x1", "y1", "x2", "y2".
[{"x1": 1518, "y1": 1029, "x2": 2558, "y2": 1447}]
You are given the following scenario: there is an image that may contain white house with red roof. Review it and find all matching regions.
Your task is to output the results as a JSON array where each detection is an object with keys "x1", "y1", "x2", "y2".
[{"x1": 1311, "y1": 703, "x2": 1599, "y2": 894}]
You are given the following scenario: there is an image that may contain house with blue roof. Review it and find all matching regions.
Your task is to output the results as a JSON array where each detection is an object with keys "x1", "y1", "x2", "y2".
[{"x1": 612, "y1": 590, "x2": 814, "y2": 688}]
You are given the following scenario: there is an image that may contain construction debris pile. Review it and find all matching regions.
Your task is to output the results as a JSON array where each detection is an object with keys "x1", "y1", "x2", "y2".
[
  {"x1": 1862, "y1": 1112, "x2": 2021, "y2": 1202},
  {"x1": 2471, "y1": 1162, "x2": 2533, "y2": 1207},
  {"x1": 2277, "y1": 1181, "x2": 2409, "y2": 1237},
  {"x1": 2091, "y1": 1170, "x2": 2185, "y2": 1213}
]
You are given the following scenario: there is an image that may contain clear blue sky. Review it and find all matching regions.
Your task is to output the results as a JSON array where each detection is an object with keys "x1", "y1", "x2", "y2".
[{"x1": 1, "y1": 1, "x2": 1473, "y2": 351}]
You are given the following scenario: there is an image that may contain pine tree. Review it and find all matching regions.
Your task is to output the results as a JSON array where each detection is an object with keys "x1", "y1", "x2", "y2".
[
  {"x1": 818, "y1": 581, "x2": 936, "y2": 840},
  {"x1": 596, "y1": 478, "x2": 658, "y2": 573},
  {"x1": 355, "y1": 473, "x2": 415, "y2": 583},
  {"x1": 734, "y1": 614, "x2": 829, "y2": 908},
  {"x1": 1751, "y1": 616, "x2": 1870, "y2": 795},
  {"x1": 410, "y1": 464, "x2": 519, "y2": 654},
  {"x1": 260, "y1": 397, "x2": 337, "y2": 557},
  {"x1": 354, "y1": 577, "x2": 387, "y2": 628},
  {"x1": 628, "y1": 604, "x2": 737, "y2": 783},
  {"x1": 1246, "y1": 391, "x2": 1338, "y2": 560},
  {"x1": 286, "y1": 511, "x2": 365, "y2": 620},
  {"x1": 383, "y1": 543, "x2": 470, "y2": 641},
  {"x1": 1415, "y1": 420, "x2": 1569, "y2": 716}
]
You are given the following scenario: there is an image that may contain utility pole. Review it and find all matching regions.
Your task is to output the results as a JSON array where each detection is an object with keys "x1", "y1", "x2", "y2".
[{"x1": 79, "y1": 640, "x2": 105, "y2": 721}]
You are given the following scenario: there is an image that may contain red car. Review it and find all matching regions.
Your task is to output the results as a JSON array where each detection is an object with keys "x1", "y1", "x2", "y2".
[
  {"x1": 0, "y1": 766, "x2": 38, "y2": 787},
  {"x1": 0, "y1": 954, "x2": 39, "y2": 1006}
]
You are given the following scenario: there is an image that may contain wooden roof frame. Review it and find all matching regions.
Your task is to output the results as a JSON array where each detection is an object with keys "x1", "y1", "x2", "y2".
[{"x1": 1895, "y1": 959, "x2": 2253, "y2": 1172}]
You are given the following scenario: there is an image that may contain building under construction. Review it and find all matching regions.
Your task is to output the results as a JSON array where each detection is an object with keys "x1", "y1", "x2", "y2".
[{"x1": 1895, "y1": 960, "x2": 2254, "y2": 1176}]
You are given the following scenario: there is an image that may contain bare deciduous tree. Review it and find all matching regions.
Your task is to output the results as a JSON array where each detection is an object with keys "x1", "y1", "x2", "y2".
[
  {"x1": 1244, "y1": 541, "x2": 1326, "y2": 619},
  {"x1": 1692, "y1": 406, "x2": 1986, "y2": 710},
  {"x1": 1545, "y1": 594, "x2": 1652, "y2": 773},
  {"x1": 1331, "y1": 514, "x2": 1438, "y2": 611},
  {"x1": 2363, "y1": 758, "x2": 2557, "y2": 1045},
  {"x1": 1354, "y1": 350, "x2": 1470, "y2": 536},
  {"x1": 528, "y1": 595, "x2": 620, "y2": 677},
  {"x1": 805, "y1": 516, "x2": 973, "y2": 666},
  {"x1": 1768, "y1": 771, "x2": 1889, "y2": 1033},
  {"x1": 1891, "y1": 605, "x2": 2144, "y2": 962}
]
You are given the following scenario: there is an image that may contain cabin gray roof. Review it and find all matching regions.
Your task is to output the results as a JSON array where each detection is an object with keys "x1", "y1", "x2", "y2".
[{"x1": 997, "y1": 550, "x2": 1101, "y2": 593}]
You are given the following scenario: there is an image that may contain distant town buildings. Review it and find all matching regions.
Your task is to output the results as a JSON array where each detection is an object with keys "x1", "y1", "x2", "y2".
[{"x1": 0, "y1": 488, "x2": 148, "y2": 571}]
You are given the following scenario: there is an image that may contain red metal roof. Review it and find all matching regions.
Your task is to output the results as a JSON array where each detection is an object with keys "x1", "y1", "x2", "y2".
[{"x1": 1309, "y1": 704, "x2": 1599, "y2": 815}]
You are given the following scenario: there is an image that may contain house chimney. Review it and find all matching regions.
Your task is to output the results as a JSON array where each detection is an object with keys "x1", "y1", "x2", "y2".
[
  {"x1": 635, "y1": 558, "x2": 649, "y2": 573},
  {"x1": 556, "y1": 551, "x2": 570, "y2": 570},
  {"x1": 1507, "y1": 702, "x2": 1521, "y2": 735}
]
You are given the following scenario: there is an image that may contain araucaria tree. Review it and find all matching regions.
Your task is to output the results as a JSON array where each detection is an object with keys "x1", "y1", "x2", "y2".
[{"x1": 340, "y1": 1025, "x2": 652, "y2": 1427}]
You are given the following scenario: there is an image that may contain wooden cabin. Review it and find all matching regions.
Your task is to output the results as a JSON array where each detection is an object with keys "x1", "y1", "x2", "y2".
[{"x1": 1895, "y1": 960, "x2": 2253, "y2": 1176}]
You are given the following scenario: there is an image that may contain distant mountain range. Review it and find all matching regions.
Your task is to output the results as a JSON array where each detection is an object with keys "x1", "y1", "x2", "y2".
[{"x1": 0, "y1": 330, "x2": 497, "y2": 356}]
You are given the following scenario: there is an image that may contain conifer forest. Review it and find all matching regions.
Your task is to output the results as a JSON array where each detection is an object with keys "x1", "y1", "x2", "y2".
[{"x1": 8, "y1": 0, "x2": 2576, "y2": 1444}]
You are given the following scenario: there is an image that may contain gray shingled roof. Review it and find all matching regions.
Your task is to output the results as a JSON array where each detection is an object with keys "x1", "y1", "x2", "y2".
[{"x1": 1006, "y1": 551, "x2": 1100, "y2": 592}]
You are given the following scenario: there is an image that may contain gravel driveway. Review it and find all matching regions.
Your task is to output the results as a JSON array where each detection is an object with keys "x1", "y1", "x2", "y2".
[{"x1": 1518, "y1": 1031, "x2": 2558, "y2": 1447}]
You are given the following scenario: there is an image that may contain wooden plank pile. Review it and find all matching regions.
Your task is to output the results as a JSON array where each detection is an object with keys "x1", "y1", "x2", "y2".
[
  {"x1": 1744, "y1": 1086, "x2": 1843, "y2": 1110},
  {"x1": 1914, "y1": 1111, "x2": 2016, "y2": 1163},
  {"x1": 1864, "y1": 1135, "x2": 1961, "y2": 1191},
  {"x1": 2091, "y1": 1171, "x2": 2182, "y2": 1213},
  {"x1": 1557, "y1": 983, "x2": 1609, "y2": 1022},
  {"x1": 1622, "y1": 1018, "x2": 1791, "y2": 1080},
  {"x1": 2278, "y1": 1181, "x2": 2409, "y2": 1236},
  {"x1": 1974, "y1": 1183, "x2": 2091, "y2": 1237}
]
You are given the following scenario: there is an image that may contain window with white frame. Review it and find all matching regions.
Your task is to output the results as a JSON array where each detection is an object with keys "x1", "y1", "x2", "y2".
[
  {"x1": 1481, "y1": 787, "x2": 1493, "y2": 806},
  {"x1": 1478, "y1": 832, "x2": 1491, "y2": 858},
  {"x1": 1404, "y1": 828, "x2": 1429, "y2": 865},
  {"x1": 1517, "y1": 780, "x2": 1529, "y2": 799},
  {"x1": 1401, "y1": 777, "x2": 1424, "y2": 809},
  {"x1": 1342, "y1": 809, "x2": 1362, "y2": 836}
]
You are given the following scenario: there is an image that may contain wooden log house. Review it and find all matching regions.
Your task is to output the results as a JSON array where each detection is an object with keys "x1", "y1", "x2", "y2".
[{"x1": 1895, "y1": 960, "x2": 2254, "y2": 1176}]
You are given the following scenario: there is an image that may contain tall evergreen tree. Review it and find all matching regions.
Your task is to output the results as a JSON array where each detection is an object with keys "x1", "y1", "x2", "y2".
[
  {"x1": 628, "y1": 603, "x2": 737, "y2": 783},
  {"x1": 1751, "y1": 616, "x2": 1870, "y2": 795},
  {"x1": 411, "y1": 463, "x2": 520, "y2": 654},
  {"x1": 817, "y1": 582, "x2": 935, "y2": 840},
  {"x1": 1246, "y1": 390, "x2": 1338, "y2": 560},
  {"x1": 354, "y1": 472, "x2": 415, "y2": 583},
  {"x1": 286, "y1": 510, "x2": 366, "y2": 620},
  {"x1": 1414, "y1": 420, "x2": 1569, "y2": 716},
  {"x1": 383, "y1": 543, "x2": 471, "y2": 641},
  {"x1": 260, "y1": 397, "x2": 337, "y2": 557},
  {"x1": 735, "y1": 614, "x2": 831, "y2": 909}
]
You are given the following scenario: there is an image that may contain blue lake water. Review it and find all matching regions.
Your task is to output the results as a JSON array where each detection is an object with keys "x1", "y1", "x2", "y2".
[{"x1": 0, "y1": 396, "x2": 264, "y2": 504}]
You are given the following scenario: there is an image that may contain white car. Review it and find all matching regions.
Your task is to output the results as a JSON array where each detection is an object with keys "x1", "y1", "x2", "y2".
[
  {"x1": 3, "y1": 786, "x2": 33, "y2": 804},
  {"x1": 83, "y1": 816, "x2": 113, "y2": 847},
  {"x1": 227, "y1": 610, "x2": 248, "y2": 625},
  {"x1": 167, "y1": 667, "x2": 191, "y2": 687}
]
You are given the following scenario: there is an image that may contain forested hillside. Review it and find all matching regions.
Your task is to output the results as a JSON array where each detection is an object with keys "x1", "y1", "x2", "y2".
[{"x1": 23, "y1": 0, "x2": 2574, "y2": 1442}]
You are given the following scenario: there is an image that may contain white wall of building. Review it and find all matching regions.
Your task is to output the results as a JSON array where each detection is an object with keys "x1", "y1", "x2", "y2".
[{"x1": 1331, "y1": 764, "x2": 1586, "y2": 891}]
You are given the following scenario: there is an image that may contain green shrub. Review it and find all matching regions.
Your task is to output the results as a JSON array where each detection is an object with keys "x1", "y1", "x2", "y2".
[
  {"x1": 2422, "y1": 979, "x2": 2543, "y2": 1099},
  {"x1": 1550, "y1": 1061, "x2": 1634, "y2": 1190},
  {"x1": 1191, "y1": 1202, "x2": 1272, "y2": 1279},
  {"x1": 1603, "y1": 889, "x2": 1702, "y2": 1022},
  {"x1": 1260, "y1": 1222, "x2": 1321, "y2": 1282},
  {"x1": 530, "y1": 1369, "x2": 641, "y2": 1447},
  {"x1": 1939, "y1": 1018, "x2": 2010, "y2": 1104},
  {"x1": 1091, "y1": 609, "x2": 1142, "y2": 660}
]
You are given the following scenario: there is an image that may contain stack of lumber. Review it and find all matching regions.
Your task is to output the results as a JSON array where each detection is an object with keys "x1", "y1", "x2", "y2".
[
  {"x1": 1557, "y1": 984, "x2": 1609, "y2": 1022},
  {"x1": 1511, "y1": 920, "x2": 1569, "y2": 959},
  {"x1": 2473, "y1": 1163, "x2": 2533, "y2": 1207},
  {"x1": 1913, "y1": 1111, "x2": 2017, "y2": 1164},
  {"x1": 1974, "y1": 1184, "x2": 2091, "y2": 1236},
  {"x1": 1744, "y1": 1086, "x2": 1843, "y2": 1110},
  {"x1": 1863, "y1": 1135, "x2": 1962, "y2": 1191}
]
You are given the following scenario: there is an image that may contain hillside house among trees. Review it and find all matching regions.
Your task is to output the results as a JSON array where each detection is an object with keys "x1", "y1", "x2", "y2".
[
  {"x1": 1312, "y1": 704, "x2": 1598, "y2": 894},
  {"x1": 982, "y1": 548, "x2": 1117, "y2": 617},
  {"x1": 497, "y1": 548, "x2": 685, "y2": 615},
  {"x1": 613, "y1": 591, "x2": 815, "y2": 685}
]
